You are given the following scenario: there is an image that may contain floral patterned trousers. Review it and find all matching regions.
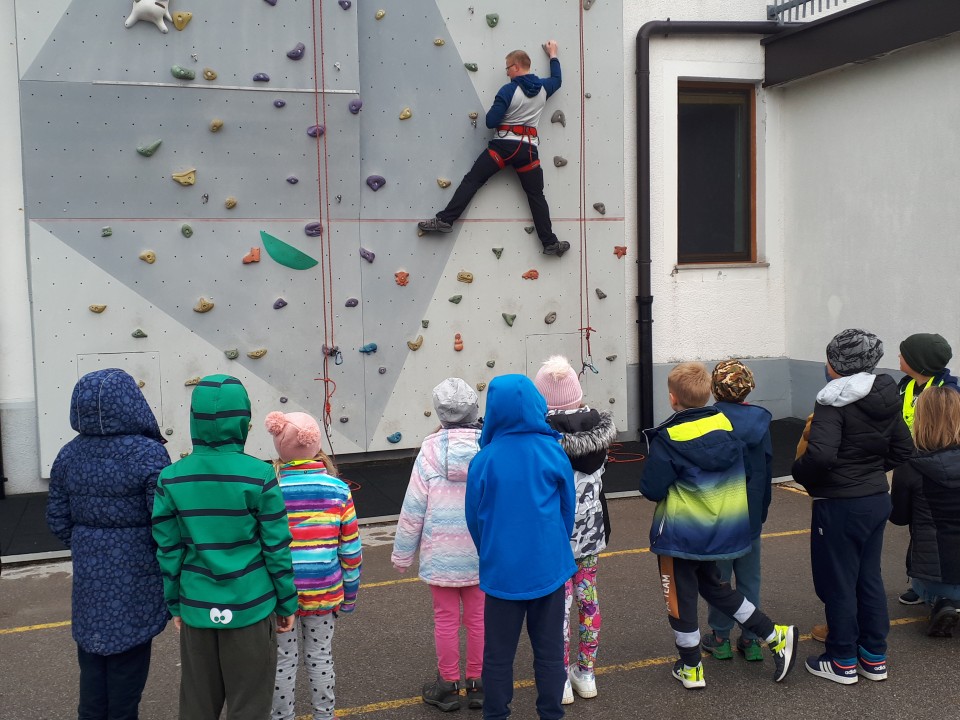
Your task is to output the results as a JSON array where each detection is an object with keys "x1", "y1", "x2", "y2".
[{"x1": 563, "y1": 555, "x2": 601, "y2": 671}]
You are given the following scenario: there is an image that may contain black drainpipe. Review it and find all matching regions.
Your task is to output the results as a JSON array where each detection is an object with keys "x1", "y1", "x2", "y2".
[
  {"x1": 635, "y1": 20, "x2": 785, "y2": 432},
  {"x1": 0, "y1": 418, "x2": 6, "y2": 499}
]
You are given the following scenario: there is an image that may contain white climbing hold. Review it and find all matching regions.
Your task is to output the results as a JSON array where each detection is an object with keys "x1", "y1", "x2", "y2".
[{"x1": 124, "y1": 0, "x2": 172, "y2": 33}]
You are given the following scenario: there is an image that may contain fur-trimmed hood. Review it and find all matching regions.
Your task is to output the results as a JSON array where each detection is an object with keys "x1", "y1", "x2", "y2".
[{"x1": 546, "y1": 408, "x2": 616, "y2": 475}]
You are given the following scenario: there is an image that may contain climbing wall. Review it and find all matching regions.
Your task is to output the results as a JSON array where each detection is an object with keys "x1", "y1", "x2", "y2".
[{"x1": 18, "y1": 0, "x2": 625, "y2": 471}]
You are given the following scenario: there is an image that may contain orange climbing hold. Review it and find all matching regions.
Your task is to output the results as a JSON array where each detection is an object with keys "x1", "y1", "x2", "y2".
[
  {"x1": 613, "y1": 246, "x2": 627, "y2": 258},
  {"x1": 454, "y1": 333, "x2": 464, "y2": 352},
  {"x1": 522, "y1": 269, "x2": 539, "y2": 280},
  {"x1": 395, "y1": 271, "x2": 410, "y2": 286},
  {"x1": 243, "y1": 247, "x2": 261, "y2": 264}
]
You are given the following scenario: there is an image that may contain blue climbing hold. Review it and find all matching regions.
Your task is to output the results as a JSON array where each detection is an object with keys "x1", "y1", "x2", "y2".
[
  {"x1": 253, "y1": 72, "x2": 271, "y2": 82},
  {"x1": 287, "y1": 42, "x2": 306, "y2": 60},
  {"x1": 349, "y1": 99, "x2": 363, "y2": 114},
  {"x1": 359, "y1": 343, "x2": 377, "y2": 354},
  {"x1": 387, "y1": 432, "x2": 402, "y2": 444}
]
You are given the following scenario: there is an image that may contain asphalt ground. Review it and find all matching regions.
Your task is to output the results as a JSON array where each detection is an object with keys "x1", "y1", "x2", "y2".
[{"x1": 2, "y1": 486, "x2": 959, "y2": 720}]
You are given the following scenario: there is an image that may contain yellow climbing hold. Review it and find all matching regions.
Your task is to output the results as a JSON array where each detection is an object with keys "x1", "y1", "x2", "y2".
[
  {"x1": 203, "y1": 68, "x2": 218, "y2": 81},
  {"x1": 138, "y1": 380, "x2": 146, "y2": 388},
  {"x1": 184, "y1": 376, "x2": 201, "y2": 386},
  {"x1": 437, "y1": 178, "x2": 452, "y2": 189},
  {"x1": 407, "y1": 335, "x2": 424, "y2": 351},
  {"x1": 139, "y1": 250, "x2": 157, "y2": 264},
  {"x1": 173, "y1": 11, "x2": 192, "y2": 30},
  {"x1": 247, "y1": 349, "x2": 268, "y2": 359},
  {"x1": 434, "y1": 38, "x2": 445, "y2": 46},
  {"x1": 172, "y1": 169, "x2": 196, "y2": 186},
  {"x1": 375, "y1": 9, "x2": 386, "y2": 19},
  {"x1": 88, "y1": 304, "x2": 107, "y2": 313},
  {"x1": 225, "y1": 197, "x2": 238, "y2": 209},
  {"x1": 399, "y1": 107, "x2": 412, "y2": 120},
  {"x1": 210, "y1": 118, "x2": 224, "y2": 132},
  {"x1": 457, "y1": 272, "x2": 474, "y2": 284},
  {"x1": 193, "y1": 298, "x2": 214, "y2": 313},
  {"x1": 476, "y1": 382, "x2": 487, "y2": 391}
]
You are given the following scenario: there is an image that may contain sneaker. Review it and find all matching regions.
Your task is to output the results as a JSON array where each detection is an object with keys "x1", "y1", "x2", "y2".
[
  {"x1": 418, "y1": 217, "x2": 453, "y2": 233},
  {"x1": 561, "y1": 677, "x2": 574, "y2": 705},
  {"x1": 422, "y1": 674, "x2": 461, "y2": 712},
  {"x1": 464, "y1": 677, "x2": 483, "y2": 710},
  {"x1": 736, "y1": 637, "x2": 764, "y2": 662},
  {"x1": 856, "y1": 651, "x2": 888, "y2": 681},
  {"x1": 542, "y1": 240, "x2": 571, "y2": 257},
  {"x1": 700, "y1": 632, "x2": 732, "y2": 660},
  {"x1": 811, "y1": 623, "x2": 828, "y2": 643},
  {"x1": 767, "y1": 624, "x2": 799, "y2": 682},
  {"x1": 899, "y1": 587, "x2": 924, "y2": 605},
  {"x1": 928, "y1": 598, "x2": 960, "y2": 637},
  {"x1": 671, "y1": 660, "x2": 705, "y2": 689},
  {"x1": 805, "y1": 654, "x2": 858, "y2": 685},
  {"x1": 569, "y1": 666, "x2": 597, "y2": 699}
]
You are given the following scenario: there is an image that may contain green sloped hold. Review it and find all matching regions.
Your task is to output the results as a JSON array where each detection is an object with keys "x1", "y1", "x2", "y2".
[{"x1": 260, "y1": 230, "x2": 319, "y2": 270}]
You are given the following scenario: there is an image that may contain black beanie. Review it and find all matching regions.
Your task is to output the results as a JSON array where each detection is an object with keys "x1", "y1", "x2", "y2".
[{"x1": 900, "y1": 333, "x2": 952, "y2": 376}]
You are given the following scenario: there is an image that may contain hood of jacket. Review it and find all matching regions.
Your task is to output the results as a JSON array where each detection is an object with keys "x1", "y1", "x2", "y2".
[
  {"x1": 69, "y1": 368, "x2": 163, "y2": 442},
  {"x1": 554, "y1": 409, "x2": 616, "y2": 458},
  {"x1": 713, "y1": 401, "x2": 771, "y2": 448},
  {"x1": 513, "y1": 73, "x2": 544, "y2": 98},
  {"x1": 188, "y1": 374, "x2": 252, "y2": 452},
  {"x1": 644, "y1": 406, "x2": 741, "y2": 473},
  {"x1": 817, "y1": 372, "x2": 876, "y2": 407},
  {"x1": 422, "y1": 427, "x2": 481, "y2": 484},
  {"x1": 909, "y1": 446, "x2": 960, "y2": 490},
  {"x1": 479, "y1": 374, "x2": 560, "y2": 448}
]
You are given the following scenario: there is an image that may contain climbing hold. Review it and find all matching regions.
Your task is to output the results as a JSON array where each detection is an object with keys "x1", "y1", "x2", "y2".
[
  {"x1": 101, "y1": 227, "x2": 113, "y2": 237},
  {"x1": 304, "y1": 222, "x2": 323, "y2": 237},
  {"x1": 339, "y1": 0, "x2": 352, "y2": 8},
  {"x1": 136, "y1": 139, "x2": 162, "y2": 157},
  {"x1": 210, "y1": 118, "x2": 224, "y2": 132},
  {"x1": 585, "y1": 93, "x2": 592, "y2": 99},
  {"x1": 375, "y1": 9, "x2": 386, "y2": 20},
  {"x1": 171, "y1": 65, "x2": 196, "y2": 81},
  {"x1": 395, "y1": 271, "x2": 410, "y2": 286},
  {"x1": 454, "y1": 333, "x2": 464, "y2": 352},
  {"x1": 468, "y1": 111, "x2": 479, "y2": 122},
  {"x1": 595, "y1": 288, "x2": 607, "y2": 299},
  {"x1": 139, "y1": 250, "x2": 157, "y2": 264},
  {"x1": 407, "y1": 335, "x2": 424, "y2": 351},
  {"x1": 437, "y1": 178, "x2": 452, "y2": 189},
  {"x1": 224, "y1": 197, "x2": 238, "y2": 209},
  {"x1": 366, "y1": 176, "x2": 386, "y2": 191},
  {"x1": 606, "y1": 354, "x2": 618, "y2": 361},
  {"x1": 171, "y1": 169, "x2": 196, "y2": 186},
  {"x1": 449, "y1": 295, "x2": 462, "y2": 304},
  {"x1": 203, "y1": 68, "x2": 217, "y2": 81},
  {"x1": 264, "y1": 0, "x2": 277, "y2": 5},
  {"x1": 492, "y1": 247, "x2": 504, "y2": 259},
  {"x1": 434, "y1": 38, "x2": 445, "y2": 46},
  {"x1": 486, "y1": 360, "x2": 495, "y2": 368},
  {"x1": 193, "y1": 297, "x2": 214, "y2": 313},
  {"x1": 417, "y1": 228, "x2": 425, "y2": 237},
  {"x1": 524, "y1": 226, "x2": 535, "y2": 234},
  {"x1": 247, "y1": 349, "x2": 268, "y2": 359},
  {"x1": 125, "y1": 0, "x2": 172, "y2": 33},
  {"x1": 553, "y1": 156, "x2": 568, "y2": 167},
  {"x1": 421, "y1": 320, "x2": 429, "y2": 328},
  {"x1": 349, "y1": 99, "x2": 363, "y2": 114},
  {"x1": 359, "y1": 247, "x2": 375, "y2": 263},
  {"x1": 502, "y1": 313, "x2": 516, "y2": 327},
  {"x1": 424, "y1": 410, "x2": 432, "y2": 417},
  {"x1": 522, "y1": 269, "x2": 539, "y2": 280},
  {"x1": 387, "y1": 432, "x2": 402, "y2": 444},
  {"x1": 613, "y1": 245, "x2": 627, "y2": 258},
  {"x1": 179, "y1": 451, "x2": 190, "y2": 459},
  {"x1": 378, "y1": 367, "x2": 387, "y2": 375},
  {"x1": 201, "y1": 193, "x2": 209, "y2": 204},
  {"x1": 132, "y1": 328, "x2": 148, "y2": 338},
  {"x1": 307, "y1": 124, "x2": 325, "y2": 137},
  {"x1": 464, "y1": 63, "x2": 479, "y2": 72},
  {"x1": 260, "y1": 231, "x2": 319, "y2": 270},
  {"x1": 287, "y1": 42, "x2": 306, "y2": 60},
  {"x1": 224, "y1": 349, "x2": 239, "y2": 360},
  {"x1": 457, "y1": 272, "x2": 474, "y2": 284},
  {"x1": 89, "y1": 304, "x2": 107, "y2": 314},
  {"x1": 181, "y1": 224, "x2": 193, "y2": 238},
  {"x1": 287, "y1": 176, "x2": 299, "y2": 184},
  {"x1": 583, "y1": 0, "x2": 595, "y2": 9},
  {"x1": 486, "y1": 13, "x2": 499, "y2": 27},
  {"x1": 399, "y1": 107, "x2": 412, "y2": 120},
  {"x1": 551, "y1": 110, "x2": 566, "y2": 127},
  {"x1": 335, "y1": 62, "x2": 342, "y2": 71},
  {"x1": 274, "y1": 99, "x2": 286, "y2": 108},
  {"x1": 476, "y1": 382, "x2": 487, "y2": 392},
  {"x1": 359, "y1": 343, "x2": 377, "y2": 354},
  {"x1": 345, "y1": 298, "x2": 359, "y2": 307},
  {"x1": 242, "y1": 247, "x2": 261, "y2": 264},
  {"x1": 164, "y1": 427, "x2": 173, "y2": 435},
  {"x1": 609, "y1": 397, "x2": 616, "y2": 404},
  {"x1": 273, "y1": 298, "x2": 287, "y2": 310},
  {"x1": 544, "y1": 311, "x2": 557, "y2": 324},
  {"x1": 339, "y1": 416, "x2": 349, "y2": 424},
  {"x1": 593, "y1": 202, "x2": 606, "y2": 215},
  {"x1": 173, "y1": 11, "x2": 192, "y2": 30},
  {"x1": 253, "y1": 73, "x2": 271, "y2": 82},
  {"x1": 280, "y1": 397, "x2": 288, "y2": 404},
  {"x1": 184, "y1": 376, "x2": 201, "y2": 386}
]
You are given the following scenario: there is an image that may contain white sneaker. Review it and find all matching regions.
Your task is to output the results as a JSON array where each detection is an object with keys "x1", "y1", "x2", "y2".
[
  {"x1": 569, "y1": 666, "x2": 597, "y2": 698},
  {"x1": 561, "y1": 677, "x2": 574, "y2": 705}
]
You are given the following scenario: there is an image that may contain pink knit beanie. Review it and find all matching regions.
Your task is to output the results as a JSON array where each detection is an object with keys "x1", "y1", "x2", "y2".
[
  {"x1": 264, "y1": 411, "x2": 322, "y2": 463},
  {"x1": 534, "y1": 355, "x2": 583, "y2": 411}
]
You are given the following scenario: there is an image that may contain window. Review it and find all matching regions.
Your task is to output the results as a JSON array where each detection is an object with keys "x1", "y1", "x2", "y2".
[{"x1": 677, "y1": 82, "x2": 756, "y2": 264}]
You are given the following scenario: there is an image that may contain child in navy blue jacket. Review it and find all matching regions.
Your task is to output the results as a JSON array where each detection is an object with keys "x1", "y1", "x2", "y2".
[{"x1": 701, "y1": 360, "x2": 774, "y2": 662}]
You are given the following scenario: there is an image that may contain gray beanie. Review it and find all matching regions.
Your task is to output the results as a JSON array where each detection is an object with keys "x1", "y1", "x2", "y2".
[
  {"x1": 826, "y1": 328, "x2": 884, "y2": 376},
  {"x1": 432, "y1": 378, "x2": 479, "y2": 427}
]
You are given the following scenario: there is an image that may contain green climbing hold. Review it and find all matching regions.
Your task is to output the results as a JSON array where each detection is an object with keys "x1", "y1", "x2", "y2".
[
  {"x1": 171, "y1": 65, "x2": 196, "y2": 81},
  {"x1": 464, "y1": 63, "x2": 478, "y2": 72},
  {"x1": 486, "y1": 360, "x2": 496, "y2": 368},
  {"x1": 260, "y1": 230, "x2": 319, "y2": 270},
  {"x1": 502, "y1": 313, "x2": 516, "y2": 327},
  {"x1": 492, "y1": 247, "x2": 504, "y2": 259},
  {"x1": 132, "y1": 328, "x2": 148, "y2": 338},
  {"x1": 136, "y1": 139, "x2": 162, "y2": 157},
  {"x1": 181, "y1": 224, "x2": 193, "y2": 238},
  {"x1": 524, "y1": 226, "x2": 535, "y2": 234},
  {"x1": 486, "y1": 13, "x2": 499, "y2": 27},
  {"x1": 449, "y1": 295, "x2": 462, "y2": 304},
  {"x1": 422, "y1": 320, "x2": 429, "y2": 329},
  {"x1": 224, "y1": 349, "x2": 239, "y2": 360},
  {"x1": 101, "y1": 227, "x2": 113, "y2": 237}
]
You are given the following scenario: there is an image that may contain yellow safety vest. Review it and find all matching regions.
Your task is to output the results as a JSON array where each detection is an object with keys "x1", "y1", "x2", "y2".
[{"x1": 902, "y1": 377, "x2": 939, "y2": 431}]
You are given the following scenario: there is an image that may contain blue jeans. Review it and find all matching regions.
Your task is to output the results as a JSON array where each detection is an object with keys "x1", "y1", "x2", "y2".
[
  {"x1": 77, "y1": 639, "x2": 153, "y2": 720},
  {"x1": 482, "y1": 586, "x2": 566, "y2": 720},
  {"x1": 912, "y1": 577, "x2": 960, "y2": 605},
  {"x1": 708, "y1": 537, "x2": 762, "y2": 641}
]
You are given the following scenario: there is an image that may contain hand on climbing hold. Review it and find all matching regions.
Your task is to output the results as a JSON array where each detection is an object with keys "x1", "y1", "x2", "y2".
[{"x1": 543, "y1": 40, "x2": 559, "y2": 59}]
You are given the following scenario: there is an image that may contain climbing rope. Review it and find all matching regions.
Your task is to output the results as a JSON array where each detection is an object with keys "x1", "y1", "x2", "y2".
[
  {"x1": 606, "y1": 443, "x2": 646, "y2": 464},
  {"x1": 577, "y1": 2, "x2": 595, "y2": 378}
]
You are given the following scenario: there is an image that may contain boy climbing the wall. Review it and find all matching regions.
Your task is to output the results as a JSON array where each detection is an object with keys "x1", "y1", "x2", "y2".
[{"x1": 418, "y1": 41, "x2": 570, "y2": 257}]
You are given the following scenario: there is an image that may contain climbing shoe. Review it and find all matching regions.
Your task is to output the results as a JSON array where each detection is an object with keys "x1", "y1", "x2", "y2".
[
  {"x1": 542, "y1": 240, "x2": 570, "y2": 257},
  {"x1": 767, "y1": 624, "x2": 798, "y2": 682},
  {"x1": 464, "y1": 677, "x2": 483, "y2": 710},
  {"x1": 671, "y1": 660, "x2": 705, "y2": 689},
  {"x1": 422, "y1": 674, "x2": 461, "y2": 712},
  {"x1": 418, "y1": 217, "x2": 453, "y2": 233},
  {"x1": 700, "y1": 632, "x2": 732, "y2": 660},
  {"x1": 737, "y1": 637, "x2": 764, "y2": 662}
]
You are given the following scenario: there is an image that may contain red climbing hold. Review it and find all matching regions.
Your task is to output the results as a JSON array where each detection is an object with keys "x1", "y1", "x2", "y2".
[{"x1": 613, "y1": 246, "x2": 627, "y2": 258}]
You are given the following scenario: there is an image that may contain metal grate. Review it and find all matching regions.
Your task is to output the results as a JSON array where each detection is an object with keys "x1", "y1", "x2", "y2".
[{"x1": 767, "y1": 0, "x2": 869, "y2": 22}]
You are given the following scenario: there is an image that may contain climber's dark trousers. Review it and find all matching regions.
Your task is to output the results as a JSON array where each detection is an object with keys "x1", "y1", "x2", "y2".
[{"x1": 436, "y1": 139, "x2": 559, "y2": 247}]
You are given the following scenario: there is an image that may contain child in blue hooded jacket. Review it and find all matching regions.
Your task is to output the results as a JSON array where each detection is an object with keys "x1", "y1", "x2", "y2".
[{"x1": 466, "y1": 374, "x2": 576, "y2": 720}]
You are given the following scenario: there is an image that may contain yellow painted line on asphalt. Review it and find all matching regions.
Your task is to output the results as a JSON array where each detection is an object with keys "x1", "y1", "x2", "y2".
[
  {"x1": 0, "y1": 620, "x2": 71, "y2": 635},
  {"x1": 777, "y1": 484, "x2": 809, "y2": 496},
  {"x1": 601, "y1": 528, "x2": 809, "y2": 559}
]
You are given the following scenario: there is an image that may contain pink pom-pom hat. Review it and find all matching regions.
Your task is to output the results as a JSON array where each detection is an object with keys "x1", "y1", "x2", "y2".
[{"x1": 264, "y1": 411, "x2": 322, "y2": 462}]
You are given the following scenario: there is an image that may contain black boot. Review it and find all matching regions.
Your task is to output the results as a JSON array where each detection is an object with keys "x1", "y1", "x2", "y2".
[
  {"x1": 422, "y1": 674, "x2": 461, "y2": 712},
  {"x1": 464, "y1": 677, "x2": 483, "y2": 710}
]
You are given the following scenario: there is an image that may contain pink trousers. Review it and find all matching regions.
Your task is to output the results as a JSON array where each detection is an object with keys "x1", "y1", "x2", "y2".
[{"x1": 430, "y1": 584, "x2": 485, "y2": 681}]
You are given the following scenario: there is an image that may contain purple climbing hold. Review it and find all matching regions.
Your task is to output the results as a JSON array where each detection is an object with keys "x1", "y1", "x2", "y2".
[
  {"x1": 359, "y1": 247, "x2": 375, "y2": 263},
  {"x1": 366, "y1": 175, "x2": 386, "y2": 191},
  {"x1": 274, "y1": 99, "x2": 287, "y2": 108},
  {"x1": 338, "y1": 0, "x2": 352, "y2": 9},
  {"x1": 349, "y1": 99, "x2": 363, "y2": 114},
  {"x1": 253, "y1": 73, "x2": 271, "y2": 82},
  {"x1": 273, "y1": 298, "x2": 288, "y2": 309},
  {"x1": 345, "y1": 298, "x2": 359, "y2": 307},
  {"x1": 264, "y1": 0, "x2": 278, "y2": 5},
  {"x1": 287, "y1": 42, "x2": 306, "y2": 60},
  {"x1": 307, "y1": 124, "x2": 325, "y2": 137},
  {"x1": 304, "y1": 222, "x2": 323, "y2": 237},
  {"x1": 286, "y1": 176, "x2": 299, "y2": 184}
]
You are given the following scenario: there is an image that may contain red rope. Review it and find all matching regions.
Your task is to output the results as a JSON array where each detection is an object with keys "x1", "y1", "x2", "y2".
[
  {"x1": 577, "y1": 2, "x2": 593, "y2": 373},
  {"x1": 606, "y1": 443, "x2": 646, "y2": 464}
]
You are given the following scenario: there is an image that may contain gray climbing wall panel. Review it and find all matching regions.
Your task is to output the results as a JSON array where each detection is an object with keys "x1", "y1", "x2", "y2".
[{"x1": 19, "y1": 0, "x2": 625, "y2": 471}]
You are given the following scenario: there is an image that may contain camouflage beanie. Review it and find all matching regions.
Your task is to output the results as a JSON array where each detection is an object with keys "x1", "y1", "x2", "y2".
[
  {"x1": 712, "y1": 360, "x2": 756, "y2": 403},
  {"x1": 826, "y1": 328, "x2": 884, "y2": 376}
]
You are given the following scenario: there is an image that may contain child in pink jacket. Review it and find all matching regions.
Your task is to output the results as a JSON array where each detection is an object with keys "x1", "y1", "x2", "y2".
[{"x1": 392, "y1": 378, "x2": 484, "y2": 712}]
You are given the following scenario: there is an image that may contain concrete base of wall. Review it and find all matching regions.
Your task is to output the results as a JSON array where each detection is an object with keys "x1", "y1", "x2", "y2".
[{"x1": 1, "y1": 402, "x2": 41, "y2": 496}]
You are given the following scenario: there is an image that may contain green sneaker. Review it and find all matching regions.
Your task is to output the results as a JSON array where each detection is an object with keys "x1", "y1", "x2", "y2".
[
  {"x1": 701, "y1": 632, "x2": 732, "y2": 660},
  {"x1": 737, "y1": 637, "x2": 764, "y2": 662},
  {"x1": 672, "y1": 660, "x2": 706, "y2": 689}
]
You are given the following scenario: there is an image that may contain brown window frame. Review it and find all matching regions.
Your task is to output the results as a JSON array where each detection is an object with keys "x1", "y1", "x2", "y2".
[{"x1": 676, "y1": 81, "x2": 757, "y2": 265}]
